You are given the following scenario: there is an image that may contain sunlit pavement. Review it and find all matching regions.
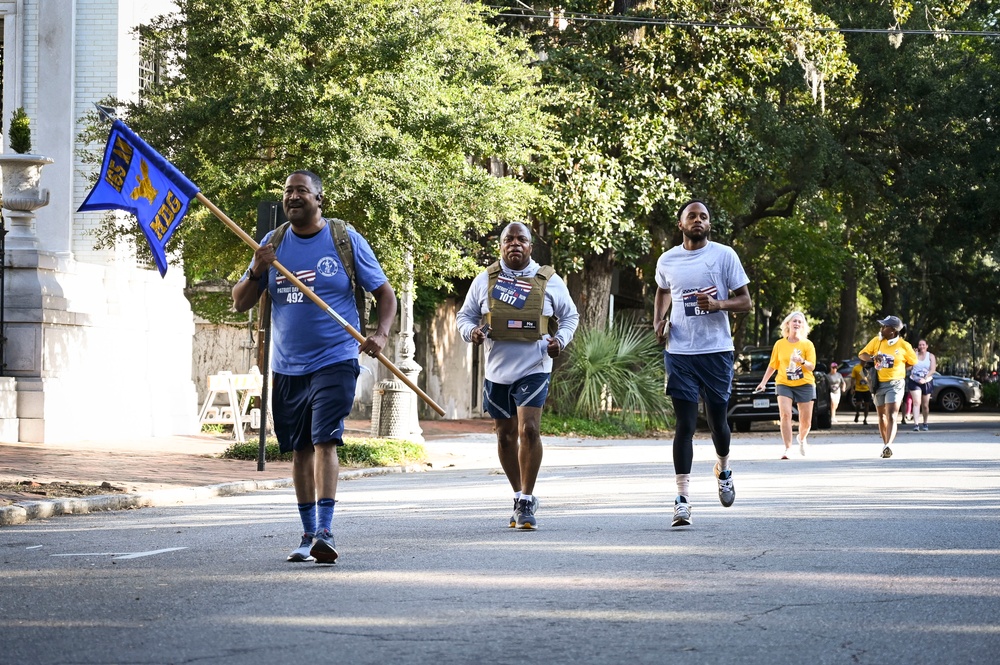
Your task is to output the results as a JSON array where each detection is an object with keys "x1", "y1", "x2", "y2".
[{"x1": 1, "y1": 410, "x2": 997, "y2": 664}]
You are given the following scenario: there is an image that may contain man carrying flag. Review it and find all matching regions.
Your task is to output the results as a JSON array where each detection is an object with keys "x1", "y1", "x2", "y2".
[
  {"x1": 78, "y1": 119, "x2": 199, "y2": 276},
  {"x1": 233, "y1": 170, "x2": 397, "y2": 564}
]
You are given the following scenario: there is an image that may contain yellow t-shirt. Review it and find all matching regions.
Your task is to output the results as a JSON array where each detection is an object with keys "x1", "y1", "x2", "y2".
[
  {"x1": 860, "y1": 336, "x2": 917, "y2": 382},
  {"x1": 768, "y1": 337, "x2": 816, "y2": 387},
  {"x1": 851, "y1": 363, "x2": 870, "y2": 393}
]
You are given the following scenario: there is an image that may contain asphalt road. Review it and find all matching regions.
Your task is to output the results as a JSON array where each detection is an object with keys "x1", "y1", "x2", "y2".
[{"x1": 2, "y1": 412, "x2": 998, "y2": 665}]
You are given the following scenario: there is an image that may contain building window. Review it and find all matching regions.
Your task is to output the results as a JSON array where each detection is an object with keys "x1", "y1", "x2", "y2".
[{"x1": 138, "y1": 27, "x2": 163, "y2": 98}]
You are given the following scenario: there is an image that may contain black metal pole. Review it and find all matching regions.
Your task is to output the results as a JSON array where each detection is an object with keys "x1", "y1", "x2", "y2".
[
  {"x1": 256, "y1": 296, "x2": 272, "y2": 472},
  {"x1": 255, "y1": 202, "x2": 285, "y2": 471}
]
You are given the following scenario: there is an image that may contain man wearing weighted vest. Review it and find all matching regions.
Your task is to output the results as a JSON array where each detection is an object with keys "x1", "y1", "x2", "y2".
[{"x1": 457, "y1": 222, "x2": 579, "y2": 529}]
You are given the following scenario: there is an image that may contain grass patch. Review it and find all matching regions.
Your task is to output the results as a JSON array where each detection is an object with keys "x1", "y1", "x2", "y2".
[
  {"x1": 222, "y1": 436, "x2": 426, "y2": 467},
  {"x1": 540, "y1": 412, "x2": 663, "y2": 438}
]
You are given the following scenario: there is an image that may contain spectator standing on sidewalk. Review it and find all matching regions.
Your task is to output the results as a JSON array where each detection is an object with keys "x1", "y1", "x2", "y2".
[
  {"x1": 654, "y1": 199, "x2": 751, "y2": 528},
  {"x1": 233, "y1": 170, "x2": 397, "y2": 564},
  {"x1": 456, "y1": 222, "x2": 579, "y2": 530},
  {"x1": 754, "y1": 312, "x2": 817, "y2": 459},
  {"x1": 859, "y1": 316, "x2": 917, "y2": 459},
  {"x1": 907, "y1": 339, "x2": 937, "y2": 431},
  {"x1": 828, "y1": 362, "x2": 845, "y2": 423}
]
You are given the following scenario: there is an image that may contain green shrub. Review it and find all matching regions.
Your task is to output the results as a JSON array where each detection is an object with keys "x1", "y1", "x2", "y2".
[
  {"x1": 981, "y1": 381, "x2": 999, "y2": 408},
  {"x1": 540, "y1": 412, "x2": 653, "y2": 437},
  {"x1": 9, "y1": 107, "x2": 31, "y2": 154},
  {"x1": 551, "y1": 319, "x2": 673, "y2": 430},
  {"x1": 222, "y1": 436, "x2": 426, "y2": 466}
]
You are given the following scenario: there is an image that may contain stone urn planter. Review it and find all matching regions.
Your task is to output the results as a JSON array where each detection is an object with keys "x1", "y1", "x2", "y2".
[{"x1": 0, "y1": 153, "x2": 54, "y2": 250}]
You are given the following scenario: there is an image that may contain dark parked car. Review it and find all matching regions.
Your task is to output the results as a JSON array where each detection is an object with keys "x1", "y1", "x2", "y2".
[
  {"x1": 726, "y1": 347, "x2": 832, "y2": 432},
  {"x1": 929, "y1": 372, "x2": 982, "y2": 412}
]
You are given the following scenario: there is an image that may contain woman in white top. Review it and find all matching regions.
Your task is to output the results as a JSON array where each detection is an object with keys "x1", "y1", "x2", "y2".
[{"x1": 906, "y1": 340, "x2": 936, "y2": 431}]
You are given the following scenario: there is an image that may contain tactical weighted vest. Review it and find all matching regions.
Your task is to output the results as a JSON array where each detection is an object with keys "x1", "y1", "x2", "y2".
[{"x1": 485, "y1": 261, "x2": 558, "y2": 342}]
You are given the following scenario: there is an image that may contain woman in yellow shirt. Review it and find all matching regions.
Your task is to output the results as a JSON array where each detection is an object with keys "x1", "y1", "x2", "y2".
[
  {"x1": 858, "y1": 315, "x2": 917, "y2": 459},
  {"x1": 755, "y1": 312, "x2": 817, "y2": 459}
]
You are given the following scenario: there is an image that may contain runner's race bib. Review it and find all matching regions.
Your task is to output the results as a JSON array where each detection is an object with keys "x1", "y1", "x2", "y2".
[
  {"x1": 491, "y1": 274, "x2": 532, "y2": 309},
  {"x1": 682, "y1": 286, "x2": 718, "y2": 317}
]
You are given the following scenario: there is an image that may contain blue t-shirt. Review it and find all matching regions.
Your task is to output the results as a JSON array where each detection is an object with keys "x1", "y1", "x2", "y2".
[
  {"x1": 655, "y1": 241, "x2": 750, "y2": 355},
  {"x1": 251, "y1": 225, "x2": 388, "y2": 375}
]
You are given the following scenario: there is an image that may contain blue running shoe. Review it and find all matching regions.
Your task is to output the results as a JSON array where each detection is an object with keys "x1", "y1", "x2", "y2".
[
  {"x1": 514, "y1": 497, "x2": 537, "y2": 529},
  {"x1": 310, "y1": 528, "x2": 338, "y2": 563}
]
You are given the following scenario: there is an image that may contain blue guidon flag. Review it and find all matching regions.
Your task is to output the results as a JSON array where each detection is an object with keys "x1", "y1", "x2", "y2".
[{"x1": 78, "y1": 119, "x2": 200, "y2": 276}]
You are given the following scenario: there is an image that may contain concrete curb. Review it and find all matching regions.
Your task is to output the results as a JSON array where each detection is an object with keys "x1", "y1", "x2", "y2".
[{"x1": 0, "y1": 464, "x2": 426, "y2": 527}]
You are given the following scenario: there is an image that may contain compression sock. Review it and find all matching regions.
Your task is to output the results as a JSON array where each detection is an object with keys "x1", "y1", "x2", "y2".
[
  {"x1": 317, "y1": 498, "x2": 336, "y2": 533},
  {"x1": 675, "y1": 474, "x2": 691, "y2": 499},
  {"x1": 297, "y1": 502, "x2": 317, "y2": 535}
]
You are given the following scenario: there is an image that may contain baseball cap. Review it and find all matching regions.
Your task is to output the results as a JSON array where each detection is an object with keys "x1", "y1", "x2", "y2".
[{"x1": 877, "y1": 315, "x2": 903, "y2": 331}]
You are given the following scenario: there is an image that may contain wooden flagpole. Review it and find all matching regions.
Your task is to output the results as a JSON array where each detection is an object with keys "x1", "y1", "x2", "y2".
[{"x1": 198, "y1": 193, "x2": 445, "y2": 417}]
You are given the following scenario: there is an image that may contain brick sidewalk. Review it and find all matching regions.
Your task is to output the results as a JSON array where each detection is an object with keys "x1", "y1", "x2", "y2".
[{"x1": 0, "y1": 418, "x2": 495, "y2": 507}]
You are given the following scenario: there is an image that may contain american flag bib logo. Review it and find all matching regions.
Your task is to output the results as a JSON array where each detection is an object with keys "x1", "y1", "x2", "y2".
[
  {"x1": 276, "y1": 270, "x2": 316, "y2": 285},
  {"x1": 682, "y1": 286, "x2": 717, "y2": 317}
]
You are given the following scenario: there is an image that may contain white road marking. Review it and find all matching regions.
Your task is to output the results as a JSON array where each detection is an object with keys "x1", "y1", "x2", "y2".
[
  {"x1": 26, "y1": 545, "x2": 43, "y2": 550},
  {"x1": 51, "y1": 547, "x2": 187, "y2": 560}
]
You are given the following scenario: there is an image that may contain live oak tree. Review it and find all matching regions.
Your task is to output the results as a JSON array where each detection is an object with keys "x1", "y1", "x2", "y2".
[
  {"x1": 83, "y1": 0, "x2": 550, "y2": 312},
  {"x1": 509, "y1": 0, "x2": 854, "y2": 332}
]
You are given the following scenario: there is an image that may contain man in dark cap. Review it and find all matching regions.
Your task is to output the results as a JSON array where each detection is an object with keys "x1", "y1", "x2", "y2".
[{"x1": 858, "y1": 316, "x2": 917, "y2": 458}]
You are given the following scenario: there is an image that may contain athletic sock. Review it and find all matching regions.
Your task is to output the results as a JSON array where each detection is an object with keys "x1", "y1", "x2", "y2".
[
  {"x1": 676, "y1": 474, "x2": 691, "y2": 498},
  {"x1": 717, "y1": 454, "x2": 730, "y2": 472},
  {"x1": 297, "y1": 502, "x2": 317, "y2": 535},
  {"x1": 514, "y1": 491, "x2": 522, "y2": 501},
  {"x1": 520, "y1": 494, "x2": 533, "y2": 504},
  {"x1": 317, "y1": 498, "x2": 336, "y2": 533}
]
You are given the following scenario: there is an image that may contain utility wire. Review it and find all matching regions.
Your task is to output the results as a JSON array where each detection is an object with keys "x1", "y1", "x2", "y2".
[{"x1": 485, "y1": 5, "x2": 1000, "y2": 38}]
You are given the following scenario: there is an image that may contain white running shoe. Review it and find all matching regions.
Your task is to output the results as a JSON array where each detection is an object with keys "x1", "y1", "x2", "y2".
[
  {"x1": 672, "y1": 496, "x2": 692, "y2": 527},
  {"x1": 286, "y1": 533, "x2": 315, "y2": 562},
  {"x1": 714, "y1": 464, "x2": 735, "y2": 507}
]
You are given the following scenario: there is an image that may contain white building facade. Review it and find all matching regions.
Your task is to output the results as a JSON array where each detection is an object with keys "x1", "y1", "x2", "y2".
[{"x1": 0, "y1": 0, "x2": 199, "y2": 442}]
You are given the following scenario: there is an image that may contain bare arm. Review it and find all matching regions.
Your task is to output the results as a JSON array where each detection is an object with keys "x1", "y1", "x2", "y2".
[
  {"x1": 756, "y1": 367, "x2": 777, "y2": 392},
  {"x1": 358, "y1": 281, "x2": 397, "y2": 358},
  {"x1": 232, "y1": 243, "x2": 276, "y2": 312},
  {"x1": 696, "y1": 284, "x2": 752, "y2": 314},
  {"x1": 653, "y1": 286, "x2": 672, "y2": 345}
]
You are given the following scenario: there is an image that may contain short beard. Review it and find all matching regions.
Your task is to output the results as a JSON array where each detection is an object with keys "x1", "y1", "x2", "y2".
[{"x1": 684, "y1": 229, "x2": 708, "y2": 243}]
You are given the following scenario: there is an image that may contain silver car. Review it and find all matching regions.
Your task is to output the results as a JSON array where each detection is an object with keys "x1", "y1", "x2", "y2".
[{"x1": 928, "y1": 372, "x2": 982, "y2": 412}]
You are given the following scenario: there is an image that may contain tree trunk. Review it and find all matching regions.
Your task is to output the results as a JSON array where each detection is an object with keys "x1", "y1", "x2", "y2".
[
  {"x1": 837, "y1": 260, "x2": 858, "y2": 361},
  {"x1": 873, "y1": 259, "x2": 896, "y2": 316},
  {"x1": 566, "y1": 250, "x2": 614, "y2": 333}
]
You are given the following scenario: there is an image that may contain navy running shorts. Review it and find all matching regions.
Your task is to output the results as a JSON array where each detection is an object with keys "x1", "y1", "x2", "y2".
[
  {"x1": 483, "y1": 373, "x2": 550, "y2": 420},
  {"x1": 272, "y1": 359, "x2": 360, "y2": 453},
  {"x1": 906, "y1": 378, "x2": 933, "y2": 394},
  {"x1": 664, "y1": 351, "x2": 735, "y2": 404}
]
